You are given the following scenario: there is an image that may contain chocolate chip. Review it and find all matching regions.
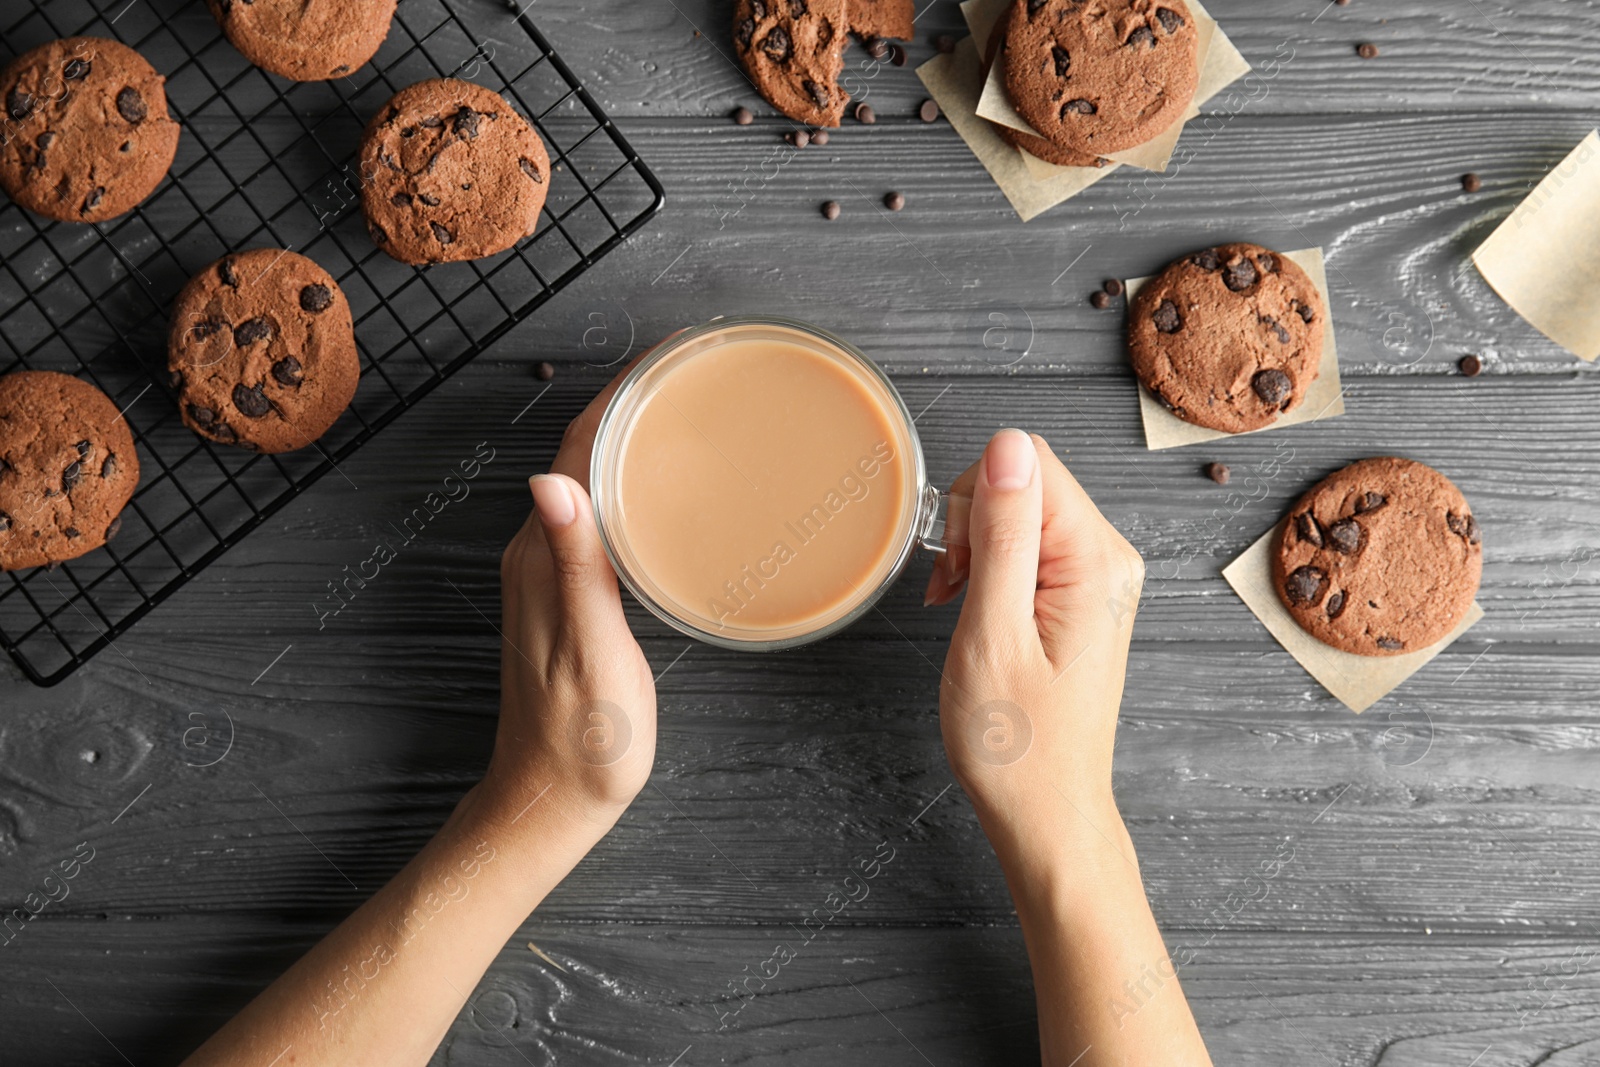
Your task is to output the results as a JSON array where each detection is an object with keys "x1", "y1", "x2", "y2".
[
  {"x1": 1296, "y1": 512, "x2": 1323, "y2": 548},
  {"x1": 1052, "y1": 46, "x2": 1071, "y2": 76},
  {"x1": 419, "y1": 114, "x2": 443, "y2": 128},
  {"x1": 1295, "y1": 301, "x2": 1315, "y2": 324},
  {"x1": 936, "y1": 35, "x2": 955, "y2": 54},
  {"x1": 736, "y1": 17, "x2": 756, "y2": 49},
  {"x1": 1251, "y1": 368, "x2": 1292, "y2": 406},
  {"x1": 1155, "y1": 7, "x2": 1184, "y2": 31},
  {"x1": 81, "y1": 188, "x2": 105, "y2": 215},
  {"x1": 890, "y1": 44, "x2": 907, "y2": 67},
  {"x1": 519, "y1": 158, "x2": 544, "y2": 183},
  {"x1": 1458, "y1": 354, "x2": 1483, "y2": 377},
  {"x1": 1462, "y1": 173, "x2": 1482, "y2": 193},
  {"x1": 866, "y1": 36, "x2": 888, "y2": 60},
  {"x1": 168, "y1": 370, "x2": 184, "y2": 391},
  {"x1": 64, "y1": 527, "x2": 81, "y2": 540},
  {"x1": 54, "y1": 175, "x2": 71, "y2": 201},
  {"x1": 430, "y1": 222, "x2": 453, "y2": 244},
  {"x1": 786, "y1": 129, "x2": 810, "y2": 148},
  {"x1": 63, "y1": 58, "x2": 91, "y2": 81},
  {"x1": 762, "y1": 27, "x2": 793, "y2": 63},
  {"x1": 803, "y1": 79, "x2": 828, "y2": 108},
  {"x1": 299, "y1": 284, "x2": 333, "y2": 313},
  {"x1": 1224, "y1": 257, "x2": 1258, "y2": 292},
  {"x1": 1353, "y1": 492, "x2": 1386, "y2": 514},
  {"x1": 1103, "y1": 279, "x2": 1124, "y2": 297},
  {"x1": 1357, "y1": 42, "x2": 1379, "y2": 59},
  {"x1": 821, "y1": 200, "x2": 841, "y2": 220},
  {"x1": 234, "y1": 318, "x2": 271, "y2": 346},
  {"x1": 75, "y1": 440, "x2": 91, "y2": 459},
  {"x1": 811, "y1": 129, "x2": 830, "y2": 145},
  {"x1": 101, "y1": 454, "x2": 118, "y2": 479},
  {"x1": 1191, "y1": 249, "x2": 1222, "y2": 272},
  {"x1": 190, "y1": 318, "x2": 226, "y2": 342},
  {"x1": 1325, "y1": 590, "x2": 1346, "y2": 619},
  {"x1": 7, "y1": 89, "x2": 35, "y2": 121},
  {"x1": 105, "y1": 516, "x2": 122, "y2": 542},
  {"x1": 733, "y1": 106, "x2": 753, "y2": 125},
  {"x1": 1127, "y1": 26, "x2": 1155, "y2": 48},
  {"x1": 0, "y1": 511, "x2": 10, "y2": 532},
  {"x1": 854, "y1": 102, "x2": 876, "y2": 124},
  {"x1": 391, "y1": 191, "x2": 413, "y2": 206},
  {"x1": 62, "y1": 461, "x2": 82, "y2": 493},
  {"x1": 1326, "y1": 518, "x2": 1362, "y2": 554},
  {"x1": 1026, "y1": 0, "x2": 1047, "y2": 13},
  {"x1": 453, "y1": 106, "x2": 481, "y2": 140},
  {"x1": 219, "y1": 258, "x2": 239, "y2": 287},
  {"x1": 1152, "y1": 300, "x2": 1182, "y2": 333},
  {"x1": 272, "y1": 357, "x2": 304, "y2": 386},
  {"x1": 1061, "y1": 99, "x2": 1097, "y2": 116},
  {"x1": 1467, "y1": 514, "x2": 1482, "y2": 544},
  {"x1": 1447, "y1": 512, "x2": 1482, "y2": 544},
  {"x1": 1261, "y1": 316, "x2": 1290, "y2": 344},
  {"x1": 116, "y1": 86, "x2": 147, "y2": 124},
  {"x1": 787, "y1": 0, "x2": 808, "y2": 15},
  {"x1": 1376, "y1": 637, "x2": 1404, "y2": 651},
  {"x1": 188, "y1": 403, "x2": 219, "y2": 428},
  {"x1": 370, "y1": 222, "x2": 389, "y2": 245},
  {"x1": 232, "y1": 383, "x2": 271, "y2": 418},
  {"x1": 919, "y1": 98, "x2": 940, "y2": 122},
  {"x1": 884, "y1": 191, "x2": 905, "y2": 211},
  {"x1": 535, "y1": 361, "x2": 556, "y2": 381},
  {"x1": 1284, "y1": 565, "x2": 1328, "y2": 607},
  {"x1": 751, "y1": 0, "x2": 767, "y2": 16},
  {"x1": 1256, "y1": 252, "x2": 1278, "y2": 274},
  {"x1": 1205, "y1": 462, "x2": 1230, "y2": 485}
]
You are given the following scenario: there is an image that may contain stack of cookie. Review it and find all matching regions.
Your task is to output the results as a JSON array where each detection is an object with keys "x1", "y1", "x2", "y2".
[{"x1": 731, "y1": 0, "x2": 916, "y2": 126}]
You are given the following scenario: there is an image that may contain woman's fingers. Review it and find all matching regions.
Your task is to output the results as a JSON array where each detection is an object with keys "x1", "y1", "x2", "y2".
[
  {"x1": 959, "y1": 429, "x2": 1045, "y2": 639},
  {"x1": 528, "y1": 474, "x2": 628, "y2": 642}
]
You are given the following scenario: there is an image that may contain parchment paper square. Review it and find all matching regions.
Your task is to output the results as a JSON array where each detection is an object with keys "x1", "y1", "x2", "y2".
[
  {"x1": 1129, "y1": 247, "x2": 1345, "y2": 450},
  {"x1": 1224, "y1": 520, "x2": 1485, "y2": 714}
]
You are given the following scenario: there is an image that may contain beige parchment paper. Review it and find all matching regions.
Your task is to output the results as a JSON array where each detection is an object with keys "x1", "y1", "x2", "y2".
[
  {"x1": 1224, "y1": 520, "x2": 1485, "y2": 714},
  {"x1": 1128, "y1": 247, "x2": 1345, "y2": 450},
  {"x1": 1472, "y1": 130, "x2": 1600, "y2": 362}
]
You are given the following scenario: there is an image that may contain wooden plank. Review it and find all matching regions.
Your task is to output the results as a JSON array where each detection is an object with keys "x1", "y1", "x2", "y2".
[{"x1": 5, "y1": 919, "x2": 1598, "y2": 1065}]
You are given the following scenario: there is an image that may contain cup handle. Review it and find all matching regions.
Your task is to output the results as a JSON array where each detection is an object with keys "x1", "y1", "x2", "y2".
[{"x1": 916, "y1": 484, "x2": 970, "y2": 555}]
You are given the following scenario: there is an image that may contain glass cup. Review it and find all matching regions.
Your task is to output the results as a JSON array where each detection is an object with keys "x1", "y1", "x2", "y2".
[{"x1": 590, "y1": 316, "x2": 952, "y2": 651}]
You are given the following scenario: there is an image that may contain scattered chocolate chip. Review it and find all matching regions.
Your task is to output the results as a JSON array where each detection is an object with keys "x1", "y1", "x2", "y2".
[
  {"x1": 1251, "y1": 368, "x2": 1292, "y2": 406},
  {"x1": 105, "y1": 516, "x2": 122, "y2": 542},
  {"x1": 1205, "y1": 462, "x2": 1230, "y2": 485},
  {"x1": 1458, "y1": 354, "x2": 1483, "y2": 377},
  {"x1": 7, "y1": 89, "x2": 35, "y2": 121},
  {"x1": 116, "y1": 86, "x2": 147, "y2": 124},
  {"x1": 1325, "y1": 590, "x2": 1346, "y2": 619},
  {"x1": 1103, "y1": 279, "x2": 1124, "y2": 297},
  {"x1": 786, "y1": 129, "x2": 810, "y2": 148},
  {"x1": 1357, "y1": 42, "x2": 1379, "y2": 59},
  {"x1": 299, "y1": 284, "x2": 333, "y2": 313},
  {"x1": 919, "y1": 98, "x2": 940, "y2": 122},
  {"x1": 1353, "y1": 492, "x2": 1386, "y2": 514},
  {"x1": 519, "y1": 158, "x2": 544, "y2": 183},
  {"x1": 762, "y1": 27, "x2": 793, "y2": 63},
  {"x1": 430, "y1": 221, "x2": 454, "y2": 244},
  {"x1": 854, "y1": 102, "x2": 876, "y2": 124},
  {"x1": 1061, "y1": 99, "x2": 1097, "y2": 116},
  {"x1": 811, "y1": 128, "x2": 830, "y2": 146},
  {"x1": 62, "y1": 461, "x2": 82, "y2": 493},
  {"x1": 1126, "y1": 26, "x2": 1155, "y2": 48},
  {"x1": 1296, "y1": 512, "x2": 1324, "y2": 548},
  {"x1": 1191, "y1": 249, "x2": 1222, "y2": 272},
  {"x1": 232, "y1": 383, "x2": 271, "y2": 418},
  {"x1": 1376, "y1": 636, "x2": 1404, "y2": 651},
  {"x1": 1155, "y1": 7, "x2": 1184, "y2": 31},
  {"x1": 1327, "y1": 518, "x2": 1363, "y2": 554},
  {"x1": 1224, "y1": 257, "x2": 1259, "y2": 292},
  {"x1": 936, "y1": 35, "x2": 955, "y2": 53},
  {"x1": 63, "y1": 57, "x2": 91, "y2": 81},
  {"x1": 453, "y1": 106, "x2": 481, "y2": 140},
  {"x1": 234, "y1": 318, "x2": 271, "y2": 346},
  {"x1": 1052, "y1": 45, "x2": 1072, "y2": 76},
  {"x1": 884, "y1": 191, "x2": 905, "y2": 211},
  {"x1": 732, "y1": 106, "x2": 754, "y2": 125},
  {"x1": 890, "y1": 43, "x2": 907, "y2": 67},
  {"x1": 272, "y1": 357, "x2": 304, "y2": 386},
  {"x1": 1284, "y1": 565, "x2": 1328, "y2": 606},
  {"x1": 1090, "y1": 290, "x2": 1111, "y2": 310},
  {"x1": 100, "y1": 454, "x2": 118, "y2": 479},
  {"x1": 866, "y1": 36, "x2": 888, "y2": 60},
  {"x1": 1461, "y1": 172, "x2": 1482, "y2": 193},
  {"x1": 821, "y1": 200, "x2": 841, "y2": 220},
  {"x1": 1152, "y1": 299, "x2": 1182, "y2": 333},
  {"x1": 81, "y1": 187, "x2": 105, "y2": 215},
  {"x1": 391, "y1": 191, "x2": 413, "y2": 206},
  {"x1": 535, "y1": 361, "x2": 556, "y2": 381}
]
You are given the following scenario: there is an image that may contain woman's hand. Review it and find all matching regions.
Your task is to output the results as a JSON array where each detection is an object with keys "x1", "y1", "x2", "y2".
[
  {"x1": 481, "y1": 364, "x2": 658, "y2": 831},
  {"x1": 929, "y1": 429, "x2": 1145, "y2": 854}
]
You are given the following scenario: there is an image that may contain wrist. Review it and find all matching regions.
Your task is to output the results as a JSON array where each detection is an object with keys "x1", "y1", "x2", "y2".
[
  {"x1": 976, "y1": 788, "x2": 1136, "y2": 904},
  {"x1": 463, "y1": 772, "x2": 624, "y2": 855}
]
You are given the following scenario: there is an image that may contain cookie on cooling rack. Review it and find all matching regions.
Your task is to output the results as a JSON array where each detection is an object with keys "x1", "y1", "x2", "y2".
[
  {"x1": 168, "y1": 249, "x2": 360, "y2": 454},
  {"x1": 0, "y1": 36, "x2": 180, "y2": 223},
  {"x1": 358, "y1": 78, "x2": 550, "y2": 265},
  {"x1": 203, "y1": 0, "x2": 398, "y2": 81},
  {"x1": 0, "y1": 370, "x2": 140, "y2": 572}
]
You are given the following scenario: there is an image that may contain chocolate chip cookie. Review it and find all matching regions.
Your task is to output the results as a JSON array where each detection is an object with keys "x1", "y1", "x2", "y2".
[
  {"x1": 734, "y1": 0, "x2": 849, "y2": 127},
  {"x1": 1129, "y1": 243, "x2": 1326, "y2": 434},
  {"x1": 203, "y1": 0, "x2": 398, "y2": 81},
  {"x1": 0, "y1": 37, "x2": 180, "y2": 224},
  {"x1": 167, "y1": 249, "x2": 360, "y2": 453},
  {"x1": 358, "y1": 78, "x2": 550, "y2": 265},
  {"x1": 1274, "y1": 458, "x2": 1483, "y2": 657},
  {"x1": 0, "y1": 370, "x2": 140, "y2": 572},
  {"x1": 1002, "y1": 0, "x2": 1199, "y2": 155},
  {"x1": 850, "y1": 0, "x2": 914, "y2": 41},
  {"x1": 985, "y1": 7, "x2": 1105, "y2": 169}
]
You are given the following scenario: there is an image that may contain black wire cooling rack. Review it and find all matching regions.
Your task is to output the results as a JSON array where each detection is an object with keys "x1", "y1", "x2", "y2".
[{"x1": 0, "y1": 0, "x2": 665, "y2": 686}]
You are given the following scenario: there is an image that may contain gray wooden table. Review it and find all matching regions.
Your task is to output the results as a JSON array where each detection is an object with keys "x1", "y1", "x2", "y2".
[{"x1": 5, "y1": 1, "x2": 1600, "y2": 1063}]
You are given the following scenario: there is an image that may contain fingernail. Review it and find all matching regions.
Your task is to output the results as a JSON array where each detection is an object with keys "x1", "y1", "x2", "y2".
[
  {"x1": 947, "y1": 557, "x2": 968, "y2": 585},
  {"x1": 985, "y1": 428, "x2": 1036, "y2": 491},
  {"x1": 530, "y1": 475, "x2": 576, "y2": 528}
]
